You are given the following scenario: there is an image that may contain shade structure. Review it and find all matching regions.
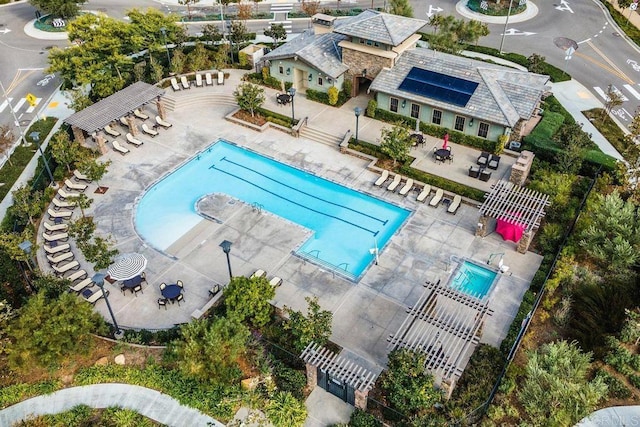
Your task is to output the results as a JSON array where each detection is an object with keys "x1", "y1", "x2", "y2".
[{"x1": 107, "y1": 253, "x2": 147, "y2": 281}]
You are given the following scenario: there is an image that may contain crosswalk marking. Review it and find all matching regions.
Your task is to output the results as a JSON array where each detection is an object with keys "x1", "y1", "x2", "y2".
[
  {"x1": 623, "y1": 84, "x2": 640, "y2": 101},
  {"x1": 0, "y1": 98, "x2": 14, "y2": 113},
  {"x1": 593, "y1": 86, "x2": 607, "y2": 101},
  {"x1": 12, "y1": 98, "x2": 27, "y2": 113},
  {"x1": 594, "y1": 86, "x2": 631, "y2": 102},
  {"x1": 25, "y1": 98, "x2": 42, "y2": 113}
]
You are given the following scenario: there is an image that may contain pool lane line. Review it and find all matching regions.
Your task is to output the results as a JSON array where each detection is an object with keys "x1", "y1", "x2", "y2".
[
  {"x1": 217, "y1": 157, "x2": 390, "y2": 226},
  {"x1": 209, "y1": 164, "x2": 380, "y2": 236}
]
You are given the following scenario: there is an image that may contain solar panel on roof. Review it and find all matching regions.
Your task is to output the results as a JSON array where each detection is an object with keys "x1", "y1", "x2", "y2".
[{"x1": 398, "y1": 67, "x2": 479, "y2": 107}]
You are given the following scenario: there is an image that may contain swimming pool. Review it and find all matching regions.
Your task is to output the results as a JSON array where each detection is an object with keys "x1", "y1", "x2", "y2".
[
  {"x1": 449, "y1": 261, "x2": 498, "y2": 299},
  {"x1": 135, "y1": 140, "x2": 410, "y2": 280}
]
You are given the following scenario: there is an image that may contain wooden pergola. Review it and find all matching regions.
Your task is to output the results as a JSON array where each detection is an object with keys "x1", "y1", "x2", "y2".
[
  {"x1": 387, "y1": 279, "x2": 493, "y2": 398},
  {"x1": 476, "y1": 180, "x2": 550, "y2": 253}
]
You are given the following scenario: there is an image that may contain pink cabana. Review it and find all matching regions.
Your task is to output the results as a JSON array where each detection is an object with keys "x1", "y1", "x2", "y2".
[{"x1": 496, "y1": 212, "x2": 525, "y2": 242}]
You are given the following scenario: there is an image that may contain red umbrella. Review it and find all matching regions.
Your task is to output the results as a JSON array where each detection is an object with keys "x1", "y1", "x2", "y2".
[{"x1": 442, "y1": 134, "x2": 449, "y2": 149}]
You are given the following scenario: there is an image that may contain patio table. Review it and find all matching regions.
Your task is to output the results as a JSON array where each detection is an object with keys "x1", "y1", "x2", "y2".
[
  {"x1": 122, "y1": 275, "x2": 142, "y2": 289},
  {"x1": 161, "y1": 284, "x2": 182, "y2": 301}
]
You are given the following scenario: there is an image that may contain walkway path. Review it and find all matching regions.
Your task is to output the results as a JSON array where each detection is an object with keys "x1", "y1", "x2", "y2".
[{"x1": 0, "y1": 383, "x2": 224, "y2": 427}]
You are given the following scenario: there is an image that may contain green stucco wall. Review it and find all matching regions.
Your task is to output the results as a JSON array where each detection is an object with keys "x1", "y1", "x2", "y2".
[{"x1": 269, "y1": 60, "x2": 344, "y2": 93}]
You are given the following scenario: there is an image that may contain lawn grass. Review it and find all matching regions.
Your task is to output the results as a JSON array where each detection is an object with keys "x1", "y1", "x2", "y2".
[{"x1": 582, "y1": 108, "x2": 629, "y2": 155}]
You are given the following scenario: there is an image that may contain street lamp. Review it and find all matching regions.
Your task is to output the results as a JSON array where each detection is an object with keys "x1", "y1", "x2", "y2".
[
  {"x1": 160, "y1": 27, "x2": 171, "y2": 67},
  {"x1": 354, "y1": 107, "x2": 362, "y2": 144},
  {"x1": 92, "y1": 272, "x2": 123, "y2": 339},
  {"x1": 288, "y1": 87, "x2": 296, "y2": 125},
  {"x1": 29, "y1": 131, "x2": 55, "y2": 185},
  {"x1": 499, "y1": 0, "x2": 515, "y2": 54},
  {"x1": 219, "y1": 240, "x2": 233, "y2": 280},
  {"x1": 18, "y1": 240, "x2": 33, "y2": 273}
]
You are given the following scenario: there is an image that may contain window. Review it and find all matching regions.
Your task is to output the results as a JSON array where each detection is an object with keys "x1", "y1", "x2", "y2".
[
  {"x1": 390, "y1": 98, "x2": 399, "y2": 113},
  {"x1": 366, "y1": 40, "x2": 373, "y2": 46},
  {"x1": 478, "y1": 122, "x2": 489, "y2": 138},
  {"x1": 278, "y1": 66, "x2": 284, "y2": 75},
  {"x1": 374, "y1": 42, "x2": 380, "y2": 47},
  {"x1": 359, "y1": 38, "x2": 365, "y2": 44},
  {"x1": 454, "y1": 116, "x2": 466, "y2": 131},
  {"x1": 410, "y1": 103, "x2": 420, "y2": 119},
  {"x1": 432, "y1": 109, "x2": 442, "y2": 125},
  {"x1": 318, "y1": 77, "x2": 323, "y2": 86}
]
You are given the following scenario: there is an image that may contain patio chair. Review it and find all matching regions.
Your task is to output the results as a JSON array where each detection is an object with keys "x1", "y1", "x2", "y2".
[
  {"x1": 170, "y1": 77, "x2": 181, "y2": 91},
  {"x1": 209, "y1": 284, "x2": 221, "y2": 297},
  {"x1": 120, "y1": 284, "x2": 128, "y2": 295},
  {"x1": 52, "y1": 260, "x2": 80, "y2": 274},
  {"x1": 387, "y1": 174, "x2": 402, "y2": 192},
  {"x1": 65, "y1": 269, "x2": 87, "y2": 282},
  {"x1": 251, "y1": 269, "x2": 267, "y2": 279},
  {"x1": 217, "y1": 71, "x2": 224, "y2": 85},
  {"x1": 44, "y1": 243, "x2": 70, "y2": 255},
  {"x1": 477, "y1": 151, "x2": 489, "y2": 166},
  {"x1": 69, "y1": 277, "x2": 93, "y2": 293},
  {"x1": 73, "y1": 170, "x2": 91, "y2": 182},
  {"x1": 112, "y1": 140, "x2": 130, "y2": 155},
  {"x1": 43, "y1": 232, "x2": 69, "y2": 242},
  {"x1": 175, "y1": 293, "x2": 184, "y2": 306},
  {"x1": 416, "y1": 184, "x2": 432, "y2": 203},
  {"x1": 64, "y1": 179, "x2": 87, "y2": 192},
  {"x1": 447, "y1": 195, "x2": 462, "y2": 215},
  {"x1": 399, "y1": 178, "x2": 414, "y2": 196},
  {"x1": 134, "y1": 108, "x2": 149, "y2": 120},
  {"x1": 195, "y1": 73, "x2": 203, "y2": 87},
  {"x1": 156, "y1": 116, "x2": 173, "y2": 128},
  {"x1": 142, "y1": 123, "x2": 158, "y2": 137},
  {"x1": 159, "y1": 282, "x2": 167, "y2": 291},
  {"x1": 205, "y1": 72, "x2": 213, "y2": 86},
  {"x1": 177, "y1": 280, "x2": 184, "y2": 289},
  {"x1": 84, "y1": 288, "x2": 108, "y2": 305},
  {"x1": 429, "y1": 188, "x2": 444, "y2": 207},
  {"x1": 58, "y1": 188, "x2": 81, "y2": 200},
  {"x1": 44, "y1": 221, "x2": 68, "y2": 234},
  {"x1": 479, "y1": 169, "x2": 492, "y2": 182},
  {"x1": 374, "y1": 170, "x2": 389, "y2": 186},
  {"x1": 126, "y1": 133, "x2": 143, "y2": 146},
  {"x1": 180, "y1": 75, "x2": 191, "y2": 89},
  {"x1": 468, "y1": 166, "x2": 480, "y2": 178},
  {"x1": 269, "y1": 276, "x2": 283, "y2": 288},
  {"x1": 158, "y1": 298, "x2": 168, "y2": 310},
  {"x1": 119, "y1": 116, "x2": 130, "y2": 128},
  {"x1": 488, "y1": 154, "x2": 500, "y2": 170},
  {"x1": 48, "y1": 208, "x2": 72, "y2": 220},
  {"x1": 104, "y1": 124, "x2": 121, "y2": 137},
  {"x1": 141, "y1": 271, "x2": 147, "y2": 284},
  {"x1": 133, "y1": 284, "x2": 143, "y2": 296},
  {"x1": 47, "y1": 251, "x2": 74, "y2": 265}
]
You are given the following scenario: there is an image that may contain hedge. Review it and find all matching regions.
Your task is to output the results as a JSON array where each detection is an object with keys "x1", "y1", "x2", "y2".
[
  {"x1": 256, "y1": 107, "x2": 296, "y2": 126},
  {"x1": 522, "y1": 111, "x2": 564, "y2": 147},
  {"x1": 305, "y1": 88, "x2": 348, "y2": 107}
]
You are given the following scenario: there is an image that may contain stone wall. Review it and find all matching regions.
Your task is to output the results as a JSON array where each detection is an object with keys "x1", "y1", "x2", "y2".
[{"x1": 341, "y1": 48, "x2": 393, "y2": 81}]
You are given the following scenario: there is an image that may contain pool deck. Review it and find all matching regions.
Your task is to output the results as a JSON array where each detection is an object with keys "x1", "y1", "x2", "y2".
[{"x1": 37, "y1": 70, "x2": 541, "y2": 375}]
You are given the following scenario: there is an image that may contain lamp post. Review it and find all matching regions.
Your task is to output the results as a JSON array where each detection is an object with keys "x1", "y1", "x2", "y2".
[
  {"x1": 92, "y1": 272, "x2": 123, "y2": 339},
  {"x1": 499, "y1": 0, "x2": 515, "y2": 54},
  {"x1": 354, "y1": 107, "x2": 362, "y2": 144},
  {"x1": 219, "y1": 240, "x2": 233, "y2": 280},
  {"x1": 29, "y1": 131, "x2": 55, "y2": 185},
  {"x1": 160, "y1": 27, "x2": 171, "y2": 68},
  {"x1": 18, "y1": 240, "x2": 33, "y2": 273},
  {"x1": 288, "y1": 87, "x2": 296, "y2": 125}
]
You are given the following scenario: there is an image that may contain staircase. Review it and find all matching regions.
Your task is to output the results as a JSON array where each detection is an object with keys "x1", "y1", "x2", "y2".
[
  {"x1": 162, "y1": 92, "x2": 237, "y2": 112},
  {"x1": 299, "y1": 126, "x2": 343, "y2": 147}
]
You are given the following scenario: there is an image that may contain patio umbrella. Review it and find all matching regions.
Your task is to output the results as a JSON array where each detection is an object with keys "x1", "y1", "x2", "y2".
[
  {"x1": 442, "y1": 133, "x2": 449, "y2": 149},
  {"x1": 415, "y1": 119, "x2": 420, "y2": 132},
  {"x1": 107, "y1": 253, "x2": 147, "y2": 281}
]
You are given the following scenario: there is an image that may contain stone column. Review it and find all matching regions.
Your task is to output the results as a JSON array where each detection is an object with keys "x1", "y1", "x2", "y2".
[
  {"x1": 95, "y1": 134, "x2": 108, "y2": 155},
  {"x1": 126, "y1": 115, "x2": 138, "y2": 136},
  {"x1": 517, "y1": 229, "x2": 534, "y2": 254},
  {"x1": 305, "y1": 363, "x2": 317, "y2": 388},
  {"x1": 475, "y1": 215, "x2": 489, "y2": 237},
  {"x1": 354, "y1": 389, "x2": 369, "y2": 410},
  {"x1": 156, "y1": 98, "x2": 166, "y2": 120},
  {"x1": 72, "y1": 126, "x2": 85, "y2": 145}
]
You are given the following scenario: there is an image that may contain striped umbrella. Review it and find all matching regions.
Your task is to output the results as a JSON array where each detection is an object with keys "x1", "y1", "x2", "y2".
[{"x1": 107, "y1": 253, "x2": 147, "y2": 281}]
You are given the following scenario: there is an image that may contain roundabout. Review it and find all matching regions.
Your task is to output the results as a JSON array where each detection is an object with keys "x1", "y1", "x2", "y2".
[{"x1": 456, "y1": 0, "x2": 539, "y2": 24}]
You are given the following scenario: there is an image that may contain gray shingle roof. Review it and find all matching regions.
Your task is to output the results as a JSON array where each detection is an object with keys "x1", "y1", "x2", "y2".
[
  {"x1": 263, "y1": 30, "x2": 349, "y2": 79},
  {"x1": 333, "y1": 10, "x2": 427, "y2": 46},
  {"x1": 370, "y1": 49, "x2": 549, "y2": 127},
  {"x1": 65, "y1": 82, "x2": 165, "y2": 134}
]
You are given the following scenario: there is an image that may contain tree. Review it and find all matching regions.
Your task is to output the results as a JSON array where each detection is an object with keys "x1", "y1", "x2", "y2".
[
  {"x1": 50, "y1": 130, "x2": 82, "y2": 173},
  {"x1": 527, "y1": 53, "x2": 546, "y2": 74},
  {"x1": 178, "y1": 0, "x2": 200, "y2": 20},
  {"x1": 518, "y1": 341, "x2": 607, "y2": 426},
  {"x1": 202, "y1": 24, "x2": 223, "y2": 45},
  {"x1": 266, "y1": 391, "x2": 307, "y2": 427},
  {"x1": 172, "y1": 317, "x2": 249, "y2": 384},
  {"x1": 301, "y1": 0, "x2": 320, "y2": 17},
  {"x1": 223, "y1": 275, "x2": 275, "y2": 327},
  {"x1": 30, "y1": 0, "x2": 86, "y2": 18},
  {"x1": 602, "y1": 84, "x2": 624, "y2": 122},
  {"x1": 33, "y1": 274, "x2": 71, "y2": 299},
  {"x1": 67, "y1": 192, "x2": 93, "y2": 218},
  {"x1": 77, "y1": 157, "x2": 111, "y2": 190},
  {"x1": 7, "y1": 291, "x2": 104, "y2": 371},
  {"x1": 234, "y1": 82, "x2": 266, "y2": 117},
  {"x1": 229, "y1": 20, "x2": 250, "y2": 62},
  {"x1": 380, "y1": 125, "x2": 412, "y2": 167},
  {"x1": 187, "y1": 42, "x2": 211, "y2": 72},
  {"x1": 553, "y1": 122, "x2": 592, "y2": 174},
  {"x1": 388, "y1": 0, "x2": 413, "y2": 17},
  {"x1": 11, "y1": 185, "x2": 43, "y2": 227},
  {"x1": 238, "y1": 2, "x2": 253, "y2": 21},
  {"x1": 68, "y1": 216, "x2": 118, "y2": 270},
  {"x1": 264, "y1": 23, "x2": 287, "y2": 47},
  {"x1": 428, "y1": 15, "x2": 446, "y2": 34},
  {"x1": 0, "y1": 125, "x2": 15, "y2": 166},
  {"x1": 283, "y1": 296, "x2": 333, "y2": 352},
  {"x1": 427, "y1": 15, "x2": 489, "y2": 54},
  {"x1": 380, "y1": 348, "x2": 442, "y2": 415}
]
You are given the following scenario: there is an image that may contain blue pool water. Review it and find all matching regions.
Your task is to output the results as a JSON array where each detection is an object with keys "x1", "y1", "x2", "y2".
[
  {"x1": 450, "y1": 261, "x2": 497, "y2": 299},
  {"x1": 135, "y1": 140, "x2": 410, "y2": 280}
]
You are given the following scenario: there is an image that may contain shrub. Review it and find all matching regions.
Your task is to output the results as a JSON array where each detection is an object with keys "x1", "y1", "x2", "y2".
[
  {"x1": 366, "y1": 99, "x2": 377, "y2": 118},
  {"x1": 342, "y1": 78, "x2": 352, "y2": 98},
  {"x1": 595, "y1": 369, "x2": 632, "y2": 399},
  {"x1": 273, "y1": 363, "x2": 307, "y2": 399},
  {"x1": 327, "y1": 86, "x2": 339, "y2": 105},
  {"x1": 349, "y1": 409, "x2": 382, "y2": 427},
  {"x1": 523, "y1": 111, "x2": 564, "y2": 147}
]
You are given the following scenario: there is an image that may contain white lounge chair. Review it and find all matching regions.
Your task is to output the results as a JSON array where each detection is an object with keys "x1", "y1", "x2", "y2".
[
  {"x1": 374, "y1": 170, "x2": 389, "y2": 186},
  {"x1": 83, "y1": 288, "x2": 108, "y2": 305},
  {"x1": 195, "y1": 73, "x2": 203, "y2": 87},
  {"x1": 65, "y1": 179, "x2": 87, "y2": 192},
  {"x1": 43, "y1": 232, "x2": 69, "y2": 242},
  {"x1": 429, "y1": 188, "x2": 444, "y2": 207},
  {"x1": 58, "y1": 188, "x2": 81, "y2": 200},
  {"x1": 134, "y1": 108, "x2": 149, "y2": 120},
  {"x1": 44, "y1": 243, "x2": 70, "y2": 254},
  {"x1": 73, "y1": 170, "x2": 91, "y2": 182},
  {"x1": 44, "y1": 221, "x2": 68, "y2": 233},
  {"x1": 399, "y1": 178, "x2": 414, "y2": 196},
  {"x1": 170, "y1": 77, "x2": 181, "y2": 91},
  {"x1": 250, "y1": 269, "x2": 267, "y2": 279},
  {"x1": 104, "y1": 124, "x2": 120, "y2": 137},
  {"x1": 52, "y1": 260, "x2": 80, "y2": 274},
  {"x1": 65, "y1": 269, "x2": 87, "y2": 282},
  {"x1": 155, "y1": 116, "x2": 172, "y2": 128},
  {"x1": 112, "y1": 140, "x2": 130, "y2": 155},
  {"x1": 119, "y1": 117, "x2": 130, "y2": 128},
  {"x1": 217, "y1": 71, "x2": 224, "y2": 85},
  {"x1": 126, "y1": 133, "x2": 143, "y2": 146},
  {"x1": 180, "y1": 75, "x2": 191, "y2": 89},
  {"x1": 269, "y1": 276, "x2": 283, "y2": 288},
  {"x1": 141, "y1": 123, "x2": 158, "y2": 137},
  {"x1": 69, "y1": 277, "x2": 93, "y2": 293},
  {"x1": 447, "y1": 195, "x2": 462, "y2": 214},
  {"x1": 48, "y1": 208, "x2": 72, "y2": 219},
  {"x1": 387, "y1": 174, "x2": 402, "y2": 192},
  {"x1": 205, "y1": 72, "x2": 213, "y2": 86},
  {"x1": 416, "y1": 184, "x2": 431, "y2": 203},
  {"x1": 52, "y1": 198, "x2": 75, "y2": 210},
  {"x1": 47, "y1": 251, "x2": 74, "y2": 265}
]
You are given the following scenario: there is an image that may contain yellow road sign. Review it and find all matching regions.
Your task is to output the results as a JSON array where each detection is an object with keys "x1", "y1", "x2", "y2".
[{"x1": 25, "y1": 93, "x2": 37, "y2": 107}]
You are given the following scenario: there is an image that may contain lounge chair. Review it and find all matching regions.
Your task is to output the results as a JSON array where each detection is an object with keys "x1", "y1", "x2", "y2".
[
  {"x1": 65, "y1": 269, "x2": 87, "y2": 282},
  {"x1": 399, "y1": 178, "x2": 414, "y2": 196},
  {"x1": 447, "y1": 195, "x2": 462, "y2": 215},
  {"x1": 429, "y1": 188, "x2": 444, "y2": 207},
  {"x1": 205, "y1": 72, "x2": 213, "y2": 86},
  {"x1": 134, "y1": 108, "x2": 149, "y2": 120},
  {"x1": 58, "y1": 188, "x2": 81, "y2": 200},
  {"x1": 44, "y1": 243, "x2": 70, "y2": 254},
  {"x1": 52, "y1": 260, "x2": 80, "y2": 274},
  {"x1": 47, "y1": 251, "x2": 74, "y2": 265},
  {"x1": 479, "y1": 169, "x2": 492, "y2": 182},
  {"x1": 44, "y1": 221, "x2": 68, "y2": 233},
  {"x1": 217, "y1": 71, "x2": 224, "y2": 85},
  {"x1": 488, "y1": 154, "x2": 500, "y2": 170},
  {"x1": 155, "y1": 116, "x2": 172, "y2": 128},
  {"x1": 126, "y1": 133, "x2": 143, "y2": 146},
  {"x1": 170, "y1": 77, "x2": 181, "y2": 91},
  {"x1": 65, "y1": 179, "x2": 87, "y2": 192},
  {"x1": 387, "y1": 174, "x2": 402, "y2": 192},
  {"x1": 69, "y1": 277, "x2": 93, "y2": 293},
  {"x1": 83, "y1": 288, "x2": 108, "y2": 305},
  {"x1": 52, "y1": 198, "x2": 75, "y2": 210},
  {"x1": 416, "y1": 184, "x2": 431, "y2": 202},
  {"x1": 48, "y1": 208, "x2": 72, "y2": 220},
  {"x1": 269, "y1": 276, "x2": 283, "y2": 288},
  {"x1": 43, "y1": 232, "x2": 69, "y2": 242},
  {"x1": 104, "y1": 124, "x2": 121, "y2": 137},
  {"x1": 374, "y1": 170, "x2": 389, "y2": 186},
  {"x1": 468, "y1": 166, "x2": 480, "y2": 178},
  {"x1": 112, "y1": 140, "x2": 130, "y2": 155},
  {"x1": 180, "y1": 75, "x2": 191, "y2": 89},
  {"x1": 195, "y1": 74, "x2": 203, "y2": 87},
  {"x1": 251, "y1": 269, "x2": 267, "y2": 279},
  {"x1": 141, "y1": 123, "x2": 158, "y2": 137},
  {"x1": 73, "y1": 170, "x2": 91, "y2": 182},
  {"x1": 477, "y1": 151, "x2": 489, "y2": 166},
  {"x1": 119, "y1": 117, "x2": 130, "y2": 128}
]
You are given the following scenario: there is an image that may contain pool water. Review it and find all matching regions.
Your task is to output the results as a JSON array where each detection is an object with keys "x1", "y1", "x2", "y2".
[
  {"x1": 135, "y1": 140, "x2": 410, "y2": 280},
  {"x1": 450, "y1": 261, "x2": 497, "y2": 299}
]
